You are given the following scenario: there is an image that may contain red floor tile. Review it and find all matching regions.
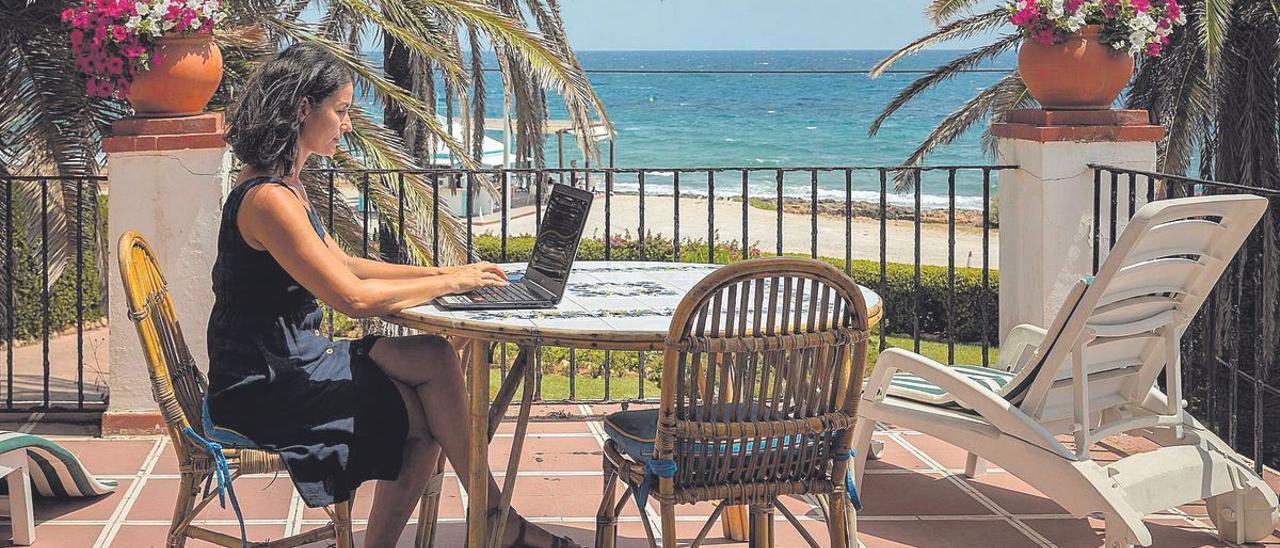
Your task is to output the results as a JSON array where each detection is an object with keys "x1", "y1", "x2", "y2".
[
  {"x1": 962, "y1": 472, "x2": 1067, "y2": 515},
  {"x1": 496, "y1": 420, "x2": 593, "y2": 434},
  {"x1": 507, "y1": 475, "x2": 603, "y2": 518},
  {"x1": 857, "y1": 472, "x2": 993, "y2": 516},
  {"x1": 1025, "y1": 516, "x2": 1255, "y2": 548},
  {"x1": 890, "y1": 433, "x2": 969, "y2": 470},
  {"x1": 863, "y1": 436, "x2": 930, "y2": 471},
  {"x1": 127, "y1": 476, "x2": 294, "y2": 522},
  {"x1": 16, "y1": 426, "x2": 1275, "y2": 548},
  {"x1": 55, "y1": 439, "x2": 155, "y2": 477},
  {"x1": 0, "y1": 523, "x2": 102, "y2": 547},
  {"x1": 33, "y1": 479, "x2": 130, "y2": 522},
  {"x1": 488, "y1": 435, "x2": 604, "y2": 472},
  {"x1": 858, "y1": 518, "x2": 1034, "y2": 547},
  {"x1": 110, "y1": 523, "x2": 285, "y2": 547}
]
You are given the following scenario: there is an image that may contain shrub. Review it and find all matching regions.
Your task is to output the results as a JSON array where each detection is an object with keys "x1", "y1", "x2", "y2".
[
  {"x1": 5, "y1": 196, "x2": 107, "y2": 342},
  {"x1": 475, "y1": 233, "x2": 998, "y2": 344}
]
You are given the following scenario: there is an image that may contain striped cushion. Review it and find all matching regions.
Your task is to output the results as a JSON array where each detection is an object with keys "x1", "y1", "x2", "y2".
[
  {"x1": 887, "y1": 365, "x2": 1015, "y2": 406},
  {"x1": 0, "y1": 431, "x2": 117, "y2": 497}
]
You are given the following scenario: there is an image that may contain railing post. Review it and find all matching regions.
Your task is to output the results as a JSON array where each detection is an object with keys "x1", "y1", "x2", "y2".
[
  {"x1": 991, "y1": 109, "x2": 1163, "y2": 341},
  {"x1": 102, "y1": 113, "x2": 232, "y2": 434}
]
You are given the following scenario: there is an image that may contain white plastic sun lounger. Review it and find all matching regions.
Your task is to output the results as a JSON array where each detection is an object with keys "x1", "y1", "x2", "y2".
[{"x1": 852, "y1": 194, "x2": 1278, "y2": 547}]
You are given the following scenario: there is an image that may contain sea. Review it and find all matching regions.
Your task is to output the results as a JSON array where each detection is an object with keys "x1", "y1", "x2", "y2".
[{"x1": 354, "y1": 50, "x2": 1017, "y2": 210}]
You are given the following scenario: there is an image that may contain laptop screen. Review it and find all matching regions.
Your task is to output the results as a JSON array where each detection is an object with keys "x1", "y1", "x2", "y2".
[{"x1": 525, "y1": 184, "x2": 593, "y2": 298}]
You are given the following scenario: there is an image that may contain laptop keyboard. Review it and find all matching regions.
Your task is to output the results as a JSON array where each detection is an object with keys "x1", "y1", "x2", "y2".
[{"x1": 470, "y1": 283, "x2": 539, "y2": 302}]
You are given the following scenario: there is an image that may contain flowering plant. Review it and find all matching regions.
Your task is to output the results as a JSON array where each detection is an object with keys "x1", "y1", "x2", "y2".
[
  {"x1": 61, "y1": 0, "x2": 227, "y2": 99},
  {"x1": 1007, "y1": 0, "x2": 1187, "y2": 56}
]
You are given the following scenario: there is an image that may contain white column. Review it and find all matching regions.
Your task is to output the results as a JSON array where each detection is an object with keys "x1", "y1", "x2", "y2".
[
  {"x1": 994, "y1": 110, "x2": 1163, "y2": 341},
  {"x1": 103, "y1": 114, "x2": 231, "y2": 433}
]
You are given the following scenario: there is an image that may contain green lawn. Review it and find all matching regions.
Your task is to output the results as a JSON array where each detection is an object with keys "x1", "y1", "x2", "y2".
[{"x1": 488, "y1": 334, "x2": 998, "y2": 402}]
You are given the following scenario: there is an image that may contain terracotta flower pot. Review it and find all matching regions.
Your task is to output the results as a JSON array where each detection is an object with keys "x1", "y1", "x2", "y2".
[
  {"x1": 128, "y1": 32, "x2": 223, "y2": 117},
  {"x1": 1018, "y1": 25, "x2": 1134, "y2": 110}
]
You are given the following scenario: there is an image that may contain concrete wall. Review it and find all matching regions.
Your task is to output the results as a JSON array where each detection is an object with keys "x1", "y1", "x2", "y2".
[
  {"x1": 106, "y1": 146, "x2": 231, "y2": 419},
  {"x1": 995, "y1": 136, "x2": 1157, "y2": 340}
]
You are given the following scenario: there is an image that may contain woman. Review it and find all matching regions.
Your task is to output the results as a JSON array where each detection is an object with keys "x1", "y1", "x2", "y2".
[{"x1": 211, "y1": 43, "x2": 580, "y2": 547}]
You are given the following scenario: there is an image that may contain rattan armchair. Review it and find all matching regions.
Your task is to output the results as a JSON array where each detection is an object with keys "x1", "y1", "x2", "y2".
[
  {"x1": 118, "y1": 231, "x2": 354, "y2": 548},
  {"x1": 595, "y1": 257, "x2": 872, "y2": 548}
]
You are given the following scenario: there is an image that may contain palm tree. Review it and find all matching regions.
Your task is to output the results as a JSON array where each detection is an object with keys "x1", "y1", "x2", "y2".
[
  {"x1": 866, "y1": 0, "x2": 1278, "y2": 185},
  {"x1": 0, "y1": 0, "x2": 611, "y2": 309},
  {"x1": 875, "y1": 0, "x2": 1280, "y2": 465}
]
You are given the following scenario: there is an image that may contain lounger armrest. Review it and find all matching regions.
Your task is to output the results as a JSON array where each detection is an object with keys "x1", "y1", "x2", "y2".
[
  {"x1": 865, "y1": 348, "x2": 1064, "y2": 453},
  {"x1": 995, "y1": 324, "x2": 1047, "y2": 373}
]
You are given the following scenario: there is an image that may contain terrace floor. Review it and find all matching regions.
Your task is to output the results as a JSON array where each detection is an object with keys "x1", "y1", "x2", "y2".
[{"x1": 4, "y1": 405, "x2": 1280, "y2": 548}]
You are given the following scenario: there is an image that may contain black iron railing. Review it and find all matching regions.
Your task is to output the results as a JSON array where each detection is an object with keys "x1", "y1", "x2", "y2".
[
  {"x1": 0, "y1": 175, "x2": 107, "y2": 412},
  {"x1": 1091, "y1": 164, "x2": 1280, "y2": 473},
  {"x1": 305, "y1": 165, "x2": 1013, "y2": 404}
]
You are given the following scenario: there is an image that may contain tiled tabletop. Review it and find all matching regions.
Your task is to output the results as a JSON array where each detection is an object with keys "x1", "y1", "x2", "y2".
[{"x1": 397, "y1": 261, "x2": 883, "y2": 338}]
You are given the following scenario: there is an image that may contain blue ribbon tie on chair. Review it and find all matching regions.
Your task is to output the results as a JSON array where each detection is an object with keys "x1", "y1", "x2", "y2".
[
  {"x1": 182, "y1": 398, "x2": 250, "y2": 548},
  {"x1": 180, "y1": 426, "x2": 247, "y2": 548},
  {"x1": 636, "y1": 458, "x2": 677, "y2": 512},
  {"x1": 832, "y1": 449, "x2": 863, "y2": 511}
]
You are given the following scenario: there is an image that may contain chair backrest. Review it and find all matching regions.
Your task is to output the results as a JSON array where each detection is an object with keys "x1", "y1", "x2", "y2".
[
  {"x1": 117, "y1": 231, "x2": 207, "y2": 457},
  {"x1": 653, "y1": 257, "x2": 872, "y2": 505},
  {"x1": 1003, "y1": 195, "x2": 1267, "y2": 452}
]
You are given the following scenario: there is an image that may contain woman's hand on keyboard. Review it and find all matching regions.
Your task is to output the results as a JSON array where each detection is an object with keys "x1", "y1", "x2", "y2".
[
  {"x1": 468, "y1": 262, "x2": 508, "y2": 281},
  {"x1": 448, "y1": 265, "x2": 508, "y2": 294}
]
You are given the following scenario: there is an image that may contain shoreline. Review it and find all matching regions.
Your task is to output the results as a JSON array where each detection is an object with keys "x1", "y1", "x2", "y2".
[{"x1": 478, "y1": 193, "x2": 1000, "y2": 268}]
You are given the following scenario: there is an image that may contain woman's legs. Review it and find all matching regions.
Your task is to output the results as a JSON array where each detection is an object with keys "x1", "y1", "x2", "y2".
[
  {"x1": 364, "y1": 381, "x2": 441, "y2": 547},
  {"x1": 367, "y1": 334, "x2": 572, "y2": 547}
]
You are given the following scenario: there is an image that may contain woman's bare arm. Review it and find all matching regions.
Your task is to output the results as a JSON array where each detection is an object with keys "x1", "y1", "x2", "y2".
[
  {"x1": 239, "y1": 185, "x2": 504, "y2": 318},
  {"x1": 314, "y1": 222, "x2": 506, "y2": 281}
]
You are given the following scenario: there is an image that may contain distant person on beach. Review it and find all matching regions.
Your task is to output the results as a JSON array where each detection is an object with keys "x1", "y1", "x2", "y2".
[{"x1": 213, "y1": 42, "x2": 580, "y2": 548}]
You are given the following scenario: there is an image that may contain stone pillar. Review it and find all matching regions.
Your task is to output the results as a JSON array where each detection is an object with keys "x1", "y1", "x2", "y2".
[
  {"x1": 102, "y1": 113, "x2": 231, "y2": 434},
  {"x1": 993, "y1": 109, "x2": 1164, "y2": 341}
]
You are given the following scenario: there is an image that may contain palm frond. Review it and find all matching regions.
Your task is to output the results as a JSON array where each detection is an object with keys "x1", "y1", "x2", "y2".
[
  {"x1": 333, "y1": 106, "x2": 468, "y2": 265},
  {"x1": 264, "y1": 17, "x2": 478, "y2": 171},
  {"x1": 1199, "y1": 0, "x2": 1236, "y2": 75},
  {"x1": 1127, "y1": 22, "x2": 1213, "y2": 176},
  {"x1": 424, "y1": 0, "x2": 605, "y2": 158},
  {"x1": 892, "y1": 74, "x2": 1029, "y2": 190},
  {"x1": 468, "y1": 27, "x2": 486, "y2": 162},
  {"x1": 926, "y1": 0, "x2": 989, "y2": 25},
  {"x1": 869, "y1": 33, "x2": 1020, "y2": 137},
  {"x1": 870, "y1": 8, "x2": 1008, "y2": 78}
]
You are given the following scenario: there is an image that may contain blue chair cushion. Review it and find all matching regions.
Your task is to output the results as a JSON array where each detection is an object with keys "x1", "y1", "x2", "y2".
[
  {"x1": 201, "y1": 399, "x2": 259, "y2": 449},
  {"x1": 604, "y1": 405, "x2": 788, "y2": 464}
]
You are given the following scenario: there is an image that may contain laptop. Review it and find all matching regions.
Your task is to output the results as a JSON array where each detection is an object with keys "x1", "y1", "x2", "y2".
[{"x1": 434, "y1": 183, "x2": 594, "y2": 310}]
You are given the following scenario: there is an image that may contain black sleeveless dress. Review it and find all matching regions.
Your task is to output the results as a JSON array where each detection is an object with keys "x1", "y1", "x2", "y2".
[{"x1": 206, "y1": 175, "x2": 409, "y2": 508}]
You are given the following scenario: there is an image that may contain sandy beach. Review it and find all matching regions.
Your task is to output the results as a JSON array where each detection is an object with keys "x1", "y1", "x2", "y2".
[{"x1": 475, "y1": 194, "x2": 999, "y2": 268}]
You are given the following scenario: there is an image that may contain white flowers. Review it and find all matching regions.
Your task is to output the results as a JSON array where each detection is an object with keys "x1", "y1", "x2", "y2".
[
  {"x1": 122, "y1": 0, "x2": 222, "y2": 37},
  {"x1": 1066, "y1": 11, "x2": 1088, "y2": 31},
  {"x1": 1048, "y1": 0, "x2": 1065, "y2": 18},
  {"x1": 1007, "y1": 0, "x2": 1186, "y2": 57}
]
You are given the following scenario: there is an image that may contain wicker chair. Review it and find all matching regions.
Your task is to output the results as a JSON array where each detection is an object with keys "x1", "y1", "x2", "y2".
[
  {"x1": 595, "y1": 257, "x2": 872, "y2": 548},
  {"x1": 117, "y1": 231, "x2": 354, "y2": 548}
]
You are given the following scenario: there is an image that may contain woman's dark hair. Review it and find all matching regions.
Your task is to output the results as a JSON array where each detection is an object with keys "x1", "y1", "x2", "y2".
[{"x1": 225, "y1": 42, "x2": 352, "y2": 177}]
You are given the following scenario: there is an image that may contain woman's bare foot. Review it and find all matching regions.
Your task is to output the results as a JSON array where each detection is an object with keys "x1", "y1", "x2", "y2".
[{"x1": 493, "y1": 508, "x2": 582, "y2": 548}]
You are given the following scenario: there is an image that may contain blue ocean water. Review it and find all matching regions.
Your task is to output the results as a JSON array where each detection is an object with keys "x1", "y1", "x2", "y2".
[{"x1": 356, "y1": 50, "x2": 1016, "y2": 209}]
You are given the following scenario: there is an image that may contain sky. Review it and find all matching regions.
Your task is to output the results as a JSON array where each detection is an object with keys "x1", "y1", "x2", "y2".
[{"x1": 553, "y1": 0, "x2": 1003, "y2": 51}]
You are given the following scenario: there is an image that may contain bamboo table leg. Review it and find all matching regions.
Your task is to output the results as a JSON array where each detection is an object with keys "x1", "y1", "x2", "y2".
[
  {"x1": 466, "y1": 338, "x2": 489, "y2": 548},
  {"x1": 721, "y1": 503, "x2": 749, "y2": 541},
  {"x1": 709, "y1": 354, "x2": 749, "y2": 542}
]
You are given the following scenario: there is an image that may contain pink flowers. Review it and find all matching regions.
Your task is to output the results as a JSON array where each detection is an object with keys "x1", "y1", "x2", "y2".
[
  {"x1": 61, "y1": 0, "x2": 225, "y2": 100},
  {"x1": 1010, "y1": 3, "x2": 1040, "y2": 26},
  {"x1": 1007, "y1": 0, "x2": 1186, "y2": 57}
]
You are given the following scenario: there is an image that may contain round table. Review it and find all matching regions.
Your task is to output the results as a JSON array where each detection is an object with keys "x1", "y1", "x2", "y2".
[{"x1": 384, "y1": 261, "x2": 883, "y2": 547}]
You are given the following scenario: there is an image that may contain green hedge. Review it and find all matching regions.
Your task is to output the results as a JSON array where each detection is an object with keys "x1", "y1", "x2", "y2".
[
  {"x1": 6, "y1": 196, "x2": 108, "y2": 342},
  {"x1": 475, "y1": 233, "x2": 998, "y2": 344}
]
